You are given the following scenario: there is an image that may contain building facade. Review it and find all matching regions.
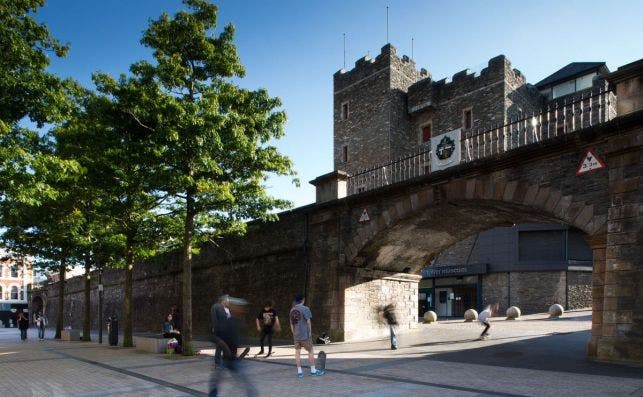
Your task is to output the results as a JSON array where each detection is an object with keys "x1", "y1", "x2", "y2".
[
  {"x1": 0, "y1": 257, "x2": 33, "y2": 327},
  {"x1": 333, "y1": 44, "x2": 608, "y2": 317}
]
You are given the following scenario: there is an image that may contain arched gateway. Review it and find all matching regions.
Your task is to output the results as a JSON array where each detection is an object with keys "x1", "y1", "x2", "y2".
[
  {"x1": 35, "y1": 59, "x2": 642, "y2": 365},
  {"x1": 305, "y1": 64, "x2": 641, "y2": 363}
]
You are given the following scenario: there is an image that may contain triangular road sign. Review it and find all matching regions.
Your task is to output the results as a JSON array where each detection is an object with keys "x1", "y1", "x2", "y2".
[
  {"x1": 359, "y1": 209, "x2": 370, "y2": 223},
  {"x1": 576, "y1": 148, "x2": 606, "y2": 176}
]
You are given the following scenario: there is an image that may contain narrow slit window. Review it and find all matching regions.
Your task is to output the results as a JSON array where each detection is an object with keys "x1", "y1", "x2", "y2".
[
  {"x1": 463, "y1": 109, "x2": 473, "y2": 130},
  {"x1": 342, "y1": 145, "x2": 348, "y2": 162},
  {"x1": 421, "y1": 123, "x2": 432, "y2": 142},
  {"x1": 341, "y1": 102, "x2": 349, "y2": 120}
]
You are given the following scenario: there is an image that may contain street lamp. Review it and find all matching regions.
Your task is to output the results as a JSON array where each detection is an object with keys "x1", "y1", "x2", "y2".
[{"x1": 98, "y1": 264, "x2": 104, "y2": 344}]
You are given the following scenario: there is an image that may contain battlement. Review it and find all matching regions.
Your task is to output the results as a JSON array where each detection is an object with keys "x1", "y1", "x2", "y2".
[
  {"x1": 408, "y1": 54, "x2": 516, "y2": 111},
  {"x1": 334, "y1": 44, "x2": 423, "y2": 92}
]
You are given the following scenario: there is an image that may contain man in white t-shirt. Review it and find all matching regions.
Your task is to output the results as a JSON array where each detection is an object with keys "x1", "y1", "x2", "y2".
[{"x1": 478, "y1": 304, "x2": 498, "y2": 340}]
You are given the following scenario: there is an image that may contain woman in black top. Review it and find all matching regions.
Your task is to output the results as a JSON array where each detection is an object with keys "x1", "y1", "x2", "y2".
[{"x1": 17, "y1": 311, "x2": 29, "y2": 341}]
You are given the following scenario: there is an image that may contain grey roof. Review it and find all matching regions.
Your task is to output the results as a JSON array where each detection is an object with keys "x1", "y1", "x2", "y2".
[{"x1": 535, "y1": 62, "x2": 605, "y2": 88}]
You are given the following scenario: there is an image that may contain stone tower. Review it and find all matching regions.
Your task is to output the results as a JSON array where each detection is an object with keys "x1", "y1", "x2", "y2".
[{"x1": 333, "y1": 44, "x2": 423, "y2": 175}]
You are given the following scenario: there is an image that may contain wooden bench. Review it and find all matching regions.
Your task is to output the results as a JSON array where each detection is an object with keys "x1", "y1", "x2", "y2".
[
  {"x1": 61, "y1": 329, "x2": 81, "y2": 341},
  {"x1": 133, "y1": 335, "x2": 171, "y2": 353}
]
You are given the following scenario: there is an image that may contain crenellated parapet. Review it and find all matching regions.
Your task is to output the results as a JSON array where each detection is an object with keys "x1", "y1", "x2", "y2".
[
  {"x1": 408, "y1": 55, "x2": 514, "y2": 113},
  {"x1": 334, "y1": 44, "x2": 424, "y2": 93}
]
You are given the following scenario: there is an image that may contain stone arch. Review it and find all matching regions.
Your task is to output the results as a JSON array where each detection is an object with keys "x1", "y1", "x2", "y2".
[
  {"x1": 31, "y1": 295, "x2": 45, "y2": 316},
  {"x1": 344, "y1": 178, "x2": 606, "y2": 271}
]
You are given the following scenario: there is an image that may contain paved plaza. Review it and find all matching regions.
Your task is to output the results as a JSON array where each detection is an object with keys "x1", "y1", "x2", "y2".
[{"x1": 0, "y1": 310, "x2": 641, "y2": 397}]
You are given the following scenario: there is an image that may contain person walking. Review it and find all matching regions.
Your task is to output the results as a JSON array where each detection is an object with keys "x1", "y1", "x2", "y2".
[
  {"x1": 209, "y1": 297, "x2": 257, "y2": 397},
  {"x1": 17, "y1": 311, "x2": 29, "y2": 341},
  {"x1": 289, "y1": 294, "x2": 324, "y2": 378},
  {"x1": 478, "y1": 304, "x2": 497, "y2": 340},
  {"x1": 378, "y1": 303, "x2": 398, "y2": 350},
  {"x1": 35, "y1": 311, "x2": 47, "y2": 341},
  {"x1": 255, "y1": 300, "x2": 280, "y2": 358},
  {"x1": 210, "y1": 295, "x2": 230, "y2": 368}
]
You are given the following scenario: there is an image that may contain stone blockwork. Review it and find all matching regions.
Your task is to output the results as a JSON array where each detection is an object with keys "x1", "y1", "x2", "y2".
[
  {"x1": 482, "y1": 273, "x2": 509, "y2": 314},
  {"x1": 568, "y1": 271, "x2": 592, "y2": 310},
  {"x1": 334, "y1": 44, "x2": 422, "y2": 175},
  {"x1": 32, "y1": 110, "x2": 643, "y2": 364},
  {"x1": 509, "y1": 272, "x2": 566, "y2": 314},
  {"x1": 344, "y1": 272, "x2": 420, "y2": 341}
]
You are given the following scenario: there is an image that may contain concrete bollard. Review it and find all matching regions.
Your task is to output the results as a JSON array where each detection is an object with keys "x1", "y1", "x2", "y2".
[
  {"x1": 464, "y1": 309, "x2": 478, "y2": 322},
  {"x1": 506, "y1": 306, "x2": 521, "y2": 320},
  {"x1": 423, "y1": 311, "x2": 437, "y2": 323},
  {"x1": 549, "y1": 304, "x2": 564, "y2": 318}
]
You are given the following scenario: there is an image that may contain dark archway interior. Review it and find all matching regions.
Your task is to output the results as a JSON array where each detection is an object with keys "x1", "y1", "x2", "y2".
[{"x1": 353, "y1": 200, "x2": 568, "y2": 273}]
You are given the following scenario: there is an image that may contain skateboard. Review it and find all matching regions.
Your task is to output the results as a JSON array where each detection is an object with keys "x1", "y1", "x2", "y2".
[
  {"x1": 316, "y1": 350, "x2": 326, "y2": 372},
  {"x1": 238, "y1": 347, "x2": 250, "y2": 359}
]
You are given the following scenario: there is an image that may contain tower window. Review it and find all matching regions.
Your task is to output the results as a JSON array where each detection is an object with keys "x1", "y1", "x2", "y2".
[
  {"x1": 341, "y1": 102, "x2": 349, "y2": 120},
  {"x1": 342, "y1": 145, "x2": 348, "y2": 163},
  {"x1": 463, "y1": 108, "x2": 473, "y2": 130},
  {"x1": 421, "y1": 122, "x2": 432, "y2": 142}
]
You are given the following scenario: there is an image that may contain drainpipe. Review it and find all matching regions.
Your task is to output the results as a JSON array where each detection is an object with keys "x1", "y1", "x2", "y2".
[
  {"x1": 303, "y1": 212, "x2": 311, "y2": 298},
  {"x1": 507, "y1": 272, "x2": 511, "y2": 309}
]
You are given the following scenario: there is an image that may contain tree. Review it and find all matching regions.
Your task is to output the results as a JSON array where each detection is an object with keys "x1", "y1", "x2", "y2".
[
  {"x1": 0, "y1": 0, "x2": 72, "y2": 131},
  {"x1": 0, "y1": 131, "x2": 84, "y2": 338},
  {"x1": 135, "y1": 0, "x2": 297, "y2": 354},
  {"x1": 55, "y1": 74, "x2": 176, "y2": 347}
]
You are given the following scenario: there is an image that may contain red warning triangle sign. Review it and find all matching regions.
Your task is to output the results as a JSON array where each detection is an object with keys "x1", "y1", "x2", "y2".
[{"x1": 576, "y1": 148, "x2": 606, "y2": 176}]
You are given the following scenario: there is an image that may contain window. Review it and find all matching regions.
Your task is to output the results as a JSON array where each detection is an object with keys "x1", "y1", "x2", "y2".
[
  {"x1": 342, "y1": 145, "x2": 348, "y2": 163},
  {"x1": 341, "y1": 102, "x2": 349, "y2": 120},
  {"x1": 551, "y1": 72, "x2": 597, "y2": 99},
  {"x1": 421, "y1": 122, "x2": 432, "y2": 143},
  {"x1": 0, "y1": 286, "x2": 2, "y2": 300},
  {"x1": 518, "y1": 230, "x2": 565, "y2": 262},
  {"x1": 10, "y1": 266, "x2": 18, "y2": 278},
  {"x1": 10, "y1": 286, "x2": 18, "y2": 300},
  {"x1": 463, "y1": 108, "x2": 473, "y2": 130}
]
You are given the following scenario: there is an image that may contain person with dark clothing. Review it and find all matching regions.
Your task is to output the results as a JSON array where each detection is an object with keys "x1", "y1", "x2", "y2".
[
  {"x1": 162, "y1": 313, "x2": 182, "y2": 352},
  {"x1": 209, "y1": 297, "x2": 257, "y2": 397},
  {"x1": 17, "y1": 311, "x2": 29, "y2": 341},
  {"x1": 255, "y1": 300, "x2": 280, "y2": 358},
  {"x1": 210, "y1": 295, "x2": 230, "y2": 368},
  {"x1": 170, "y1": 304, "x2": 181, "y2": 332}
]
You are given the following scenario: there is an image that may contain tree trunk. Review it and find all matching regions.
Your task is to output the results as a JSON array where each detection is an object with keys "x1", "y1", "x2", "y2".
[
  {"x1": 54, "y1": 258, "x2": 66, "y2": 339},
  {"x1": 82, "y1": 255, "x2": 91, "y2": 341},
  {"x1": 123, "y1": 234, "x2": 134, "y2": 347},
  {"x1": 181, "y1": 189, "x2": 195, "y2": 355}
]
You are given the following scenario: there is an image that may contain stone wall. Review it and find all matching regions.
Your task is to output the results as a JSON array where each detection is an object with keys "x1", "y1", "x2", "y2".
[
  {"x1": 567, "y1": 271, "x2": 592, "y2": 309},
  {"x1": 344, "y1": 273, "x2": 419, "y2": 341},
  {"x1": 408, "y1": 55, "x2": 509, "y2": 140},
  {"x1": 482, "y1": 272, "x2": 509, "y2": 314},
  {"x1": 509, "y1": 271, "x2": 566, "y2": 314},
  {"x1": 333, "y1": 44, "x2": 421, "y2": 175}
]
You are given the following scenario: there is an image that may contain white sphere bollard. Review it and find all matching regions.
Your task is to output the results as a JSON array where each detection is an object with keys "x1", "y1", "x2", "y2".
[
  {"x1": 506, "y1": 306, "x2": 521, "y2": 320},
  {"x1": 464, "y1": 309, "x2": 478, "y2": 322},
  {"x1": 423, "y1": 311, "x2": 437, "y2": 323},
  {"x1": 549, "y1": 304, "x2": 564, "y2": 318}
]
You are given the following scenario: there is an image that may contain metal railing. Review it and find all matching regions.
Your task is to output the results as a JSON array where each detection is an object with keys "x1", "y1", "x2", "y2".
[{"x1": 346, "y1": 88, "x2": 616, "y2": 195}]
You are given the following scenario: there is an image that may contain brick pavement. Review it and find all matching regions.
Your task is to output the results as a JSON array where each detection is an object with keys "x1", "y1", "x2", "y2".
[{"x1": 0, "y1": 310, "x2": 641, "y2": 397}]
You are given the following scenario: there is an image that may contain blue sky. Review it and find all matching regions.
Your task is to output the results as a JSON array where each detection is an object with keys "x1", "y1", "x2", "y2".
[{"x1": 36, "y1": 0, "x2": 643, "y2": 208}]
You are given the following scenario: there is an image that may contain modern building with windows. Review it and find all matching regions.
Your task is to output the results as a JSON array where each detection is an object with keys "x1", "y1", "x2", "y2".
[{"x1": 419, "y1": 224, "x2": 592, "y2": 318}]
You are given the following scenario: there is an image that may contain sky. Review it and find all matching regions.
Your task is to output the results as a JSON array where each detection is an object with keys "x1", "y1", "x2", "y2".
[{"x1": 35, "y1": 0, "x2": 643, "y2": 208}]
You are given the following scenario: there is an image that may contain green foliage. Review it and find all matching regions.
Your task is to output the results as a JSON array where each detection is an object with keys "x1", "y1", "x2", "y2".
[
  {"x1": 0, "y1": 0, "x2": 75, "y2": 129},
  {"x1": 137, "y1": 0, "x2": 297, "y2": 245}
]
